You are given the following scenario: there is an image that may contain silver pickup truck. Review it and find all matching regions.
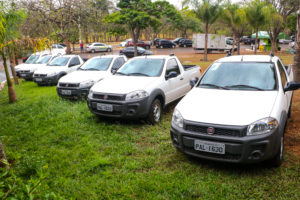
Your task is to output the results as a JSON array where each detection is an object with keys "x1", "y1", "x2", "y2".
[{"x1": 87, "y1": 55, "x2": 201, "y2": 124}]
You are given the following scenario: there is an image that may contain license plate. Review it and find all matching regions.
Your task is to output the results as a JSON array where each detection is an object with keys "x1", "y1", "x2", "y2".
[
  {"x1": 35, "y1": 78, "x2": 42, "y2": 82},
  {"x1": 194, "y1": 140, "x2": 225, "y2": 154},
  {"x1": 97, "y1": 103, "x2": 113, "y2": 112},
  {"x1": 20, "y1": 74, "x2": 26, "y2": 77},
  {"x1": 61, "y1": 90, "x2": 71, "y2": 95}
]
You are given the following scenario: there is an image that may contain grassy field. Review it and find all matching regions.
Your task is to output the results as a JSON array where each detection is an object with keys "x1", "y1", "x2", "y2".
[{"x1": 0, "y1": 53, "x2": 299, "y2": 199}]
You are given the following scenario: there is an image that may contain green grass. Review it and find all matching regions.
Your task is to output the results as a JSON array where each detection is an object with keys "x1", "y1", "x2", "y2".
[{"x1": 0, "y1": 81, "x2": 299, "y2": 199}]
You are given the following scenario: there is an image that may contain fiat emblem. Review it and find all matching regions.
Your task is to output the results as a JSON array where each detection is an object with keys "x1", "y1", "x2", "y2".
[
  {"x1": 207, "y1": 127, "x2": 215, "y2": 135},
  {"x1": 103, "y1": 95, "x2": 108, "y2": 100}
]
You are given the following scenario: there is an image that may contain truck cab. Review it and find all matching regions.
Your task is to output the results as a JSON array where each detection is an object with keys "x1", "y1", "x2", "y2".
[{"x1": 170, "y1": 55, "x2": 300, "y2": 166}]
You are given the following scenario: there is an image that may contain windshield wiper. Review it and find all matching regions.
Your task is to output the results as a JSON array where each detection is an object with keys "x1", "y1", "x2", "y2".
[
  {"x1": 127, "y1": 72, "x2": 150, "y2": 77},
  {"x1": 225, "y1": 84, "x2": 264, "y2": 91},
  {"x1": 86, "y1": 68, "x2": 99, "y2": 71},
  {"x1": 199, "y1": 83, "x2": 229, "y2": 90},
  {"x1": 115, "y1": 72, "x2": 128, "y2": 76}
]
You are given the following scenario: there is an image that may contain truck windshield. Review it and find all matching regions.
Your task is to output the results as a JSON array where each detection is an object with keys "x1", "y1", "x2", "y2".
[
  {"x1": 117, "y1": 58, "x2": 164, "y2": 77},
  {"x1": 79, "y1": 58, "x2": 112, "y2": 71},
  {"x1": 48, "y1": 57, "x2": 70, "y2": 66},
  {"x1": 25, "y1": 55, "x2": 40, "y2": 64},
  {"x1": 36, "y1": 56, "x2": 52, "y2": 64},
  {"x1": 199, "y1": 62, "x2": 277, "y2": 90}
]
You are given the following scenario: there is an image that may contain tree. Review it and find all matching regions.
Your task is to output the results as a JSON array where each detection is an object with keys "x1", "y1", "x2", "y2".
[
  {"x1": 293, "y1": 9, "x2": 300, "y2": 82},
  {"x1": 176, "y1": 7, "x2": 201, "y2": 38},
  {"x1": 246, "y1": 0, "x2": 268, "y2": 54},
  {"x1": 194, "y1": 0, "x2": 221, "y2": 61},
  {"x1": 222, "y1": 2, "x2": 246, "y2": 55}
]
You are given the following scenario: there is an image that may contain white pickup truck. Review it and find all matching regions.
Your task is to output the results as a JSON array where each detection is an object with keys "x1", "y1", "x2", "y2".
[
  {"x1": 87, "y1": 55, "x2": 201, "y2": 123},
  {"x1": 57, "y1": 55, "x2": 127, "y2": 99},
  {"x1": 171, "y1": 55, "x2": 300, "y2": 167},
  {"x1": 16, "y1": 55, "x2": 57, "y2": 80},
  {"x1": 33, "y1": 55, "x2": 84, "y2": 85}
]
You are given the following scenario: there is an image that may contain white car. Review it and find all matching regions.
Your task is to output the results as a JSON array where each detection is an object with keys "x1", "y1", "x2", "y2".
[
  {"x1": 170, "y1": 55, "x2": 300, "y2": 167},
  {"x1": 17, "y1": 55, "x2": 58, "y2": 80},
  {"x1": 51, "y1": 44, "x2": 67, "y2": 55},
  {"x1": 87, "y1": 55, "x2": 201, "y2": 124},
  {"x1": 57, "y1": 55, "x2": 127, "y2": 99},
  {"x1": 33, "y1": 55, "x2": 84, "y2": 85},
  {"x1": 15, "y1": 52, "x2": 50, "y2": 77},
  {"x1": 86, "y1": 43, "x2": 113, "y2": 53},
  {"x1": 120, "y1": 39, "x2": 132, "y2": 47}
]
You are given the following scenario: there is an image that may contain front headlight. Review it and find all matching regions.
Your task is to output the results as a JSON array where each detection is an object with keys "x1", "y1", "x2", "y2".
[
  {"x1": 125, "y1": 90, "x2": 148, "y2": 101},
  {"x1": 247, "y1": 117, "x2": 279, "y2": 136},
  {"x1": 172, "y1": 109, "x2": 183, "y2": 128},
  {"x1": 79, "y1": 80, "x2": 95, "y2": 88},
  {"x1": 47, "y1": 72, "x2": 57, "y2": 77},
  {"x1": 88, "y1": 89, "x2": 94, "y2": 99}
]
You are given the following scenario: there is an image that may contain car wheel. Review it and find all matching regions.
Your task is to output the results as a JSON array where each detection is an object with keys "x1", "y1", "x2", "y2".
[
  {"x1": 107, "y1": 48, "x2": 112, "y2": 52},
  {"x1": 184, "y1": 44, "x2": 186, "y2": 48},
  {"x1": 91, "y1": 49, "x2": 95, "y2": 53},
  {"x1": 172, "y1": 45, "x2": 175, "y2": 48},
  {"x1": 268, "y1": 135, "x2": 284, "y2": 167},
  {"x1": 147, "y1": 99, "x2": 162, "y2": 124},
  {"x1": 160, "y1": 45, "x2": 163, "y2": 49}
]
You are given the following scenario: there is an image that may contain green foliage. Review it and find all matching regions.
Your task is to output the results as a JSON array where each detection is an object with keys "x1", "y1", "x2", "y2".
[
  {"x1": 287, "y1": 13, "x2": 297, "y2": 35},
  {"x1": 245, "y1": 0, "x2": 269, "y2": 31},
  {"x1": 0, "y1": 77, "x2": 299, "y2": 199},
  {"x1": 194, "y1": 0, "x2": 221, "y2": 27},
  {"x1": 222, "y1": 3, "x2": 246, "y2": 31}
]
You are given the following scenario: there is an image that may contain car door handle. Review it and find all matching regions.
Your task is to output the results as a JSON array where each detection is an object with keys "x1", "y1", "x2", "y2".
[{"x1": 180, "y1": 77, "x2": 184, "y2": 80}]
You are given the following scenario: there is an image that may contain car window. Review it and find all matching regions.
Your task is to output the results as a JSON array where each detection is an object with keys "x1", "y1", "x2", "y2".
[
  {"x1": 36, "y1": 55, "x2": 52, "y2": 64},
  {"x1": 117, "y1": 58, "x2": 164, "y2": 77},
  {"x1": 166, "y1": 58, "x2": 180, "y2": 75},
  {"x1": 72, "y1": 57, "x2": 80, "y2": 65},
  {"x1": 277, "y1": 60, "x2": 287, "y2": 88},
  {"x1": 48, "y1": 57, "x2": 70, "y2": 66},
  {"x1": 199, "y1": 62, "x2": 277, "y2": 90},
  {"x1": 111, "y1": 57, "x2": 126, "y2": 72},
  {"x1": 80, "y1": 57, "x2": 113, "y2": 71},
  {"x1": 25, "y1": 55, "x2": 40, "y2": 64}
]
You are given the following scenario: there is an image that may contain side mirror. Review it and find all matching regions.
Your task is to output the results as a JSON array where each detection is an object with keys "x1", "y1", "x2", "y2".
[
  {"x1": 190, "y1": 77, "x2": 199, "y2": 88},
  {"x1": 284, "y1": 82, "x2": 300, "y2": 92},
  {"x1": 112, "y1": 69, "x2": 117, "y2": 74},
  {"x1": 165, "y1": 71, "x2": 178, "y2": 80}
]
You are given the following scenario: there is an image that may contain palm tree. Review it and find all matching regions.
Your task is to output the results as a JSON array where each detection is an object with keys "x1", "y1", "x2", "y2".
[
  {"x1": 222, "y1": 2, "x2": 246, "y2": 55},
  {"x1": 194, "y1": 0, "x2": 221, "y2": 61},
  {"x1": 246, "y1": 0, "x2": 268, "y2": 55}
]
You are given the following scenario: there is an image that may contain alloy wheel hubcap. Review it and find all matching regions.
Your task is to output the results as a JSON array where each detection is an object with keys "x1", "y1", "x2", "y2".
[{"x1": 153, "y1": 104, "x2": 161, "y2": 122}]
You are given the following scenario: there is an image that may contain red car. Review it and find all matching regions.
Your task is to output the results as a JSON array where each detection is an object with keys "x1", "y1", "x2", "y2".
[{"x1": 126, "y1": 40, "x2": 151, "y2": 49}]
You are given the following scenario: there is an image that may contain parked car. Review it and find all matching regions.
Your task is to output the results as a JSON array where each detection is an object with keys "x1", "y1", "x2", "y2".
[
  {"x1": 126, "y1": 40, "x2": 151, "y2": 49},
  {"x1": 120, "y1": 47, "x2": 153, "y2": 58},
  {"x1": 172, "y1": 37, "x2": 184, "y2": 45},
  {"x1": 86, "y1": 43, "x2": 113, "y2": 53},
  {"x1": 120, "y1": 39, "x2": 132, "y2": 47},
  {"x1": 156, "y1": 39, "x2": 176, "y2": 49},
  {"x1": 57, "y1": 55, "x2": 127, "y2": 99},
  {"x1": 153, "y1": 38, "x2": 161, "y2": 46},
  {"x1": 33, "y1": 55, "x2": 84, "y2": 85},
  {"x1": 17, "y1": 55, "x2": 58, "y2": 81},
  {"x1": 51, "y1": 44, "x2": 68, "y2": 55},
  {"x1": 15, "y1": 52, "x2": 50, "y2": 77},
  {"x1": 242, "y1": 36, "x2": 255, "y2": 45},
  {"x1": 279, "y1": 39, "x2": 292, "y2": 44},
  {"x1": 179, "y1": 39, "x2": 193, "y2": 47},
  {"x1": 87, "y1": 55, "x2": 201, "y2": 124},
  {"x1": 170, "y1": 54, "x2": 300, "y2": 167}
]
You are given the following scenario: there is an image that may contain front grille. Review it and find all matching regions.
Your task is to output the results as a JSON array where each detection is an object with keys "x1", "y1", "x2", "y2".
[
  {"x1": 186, "y1": 147, "x2": 241, "y2": 161},
  {"x1": 34, "y1": 74, "x2": 47, "y2": 77},
  {"x1": 93, "y1": 93, "x2": 125, "y2": 101},
  {"x1": 185, "y1": 124, "x2": 246, "y2": 137},
  {"x1": 59, "y1": 83, "x2": 80, "y2": 88}
]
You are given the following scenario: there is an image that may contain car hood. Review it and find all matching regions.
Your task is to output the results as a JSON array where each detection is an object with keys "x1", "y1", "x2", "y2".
[
  {"x1": 176, "y1": 88, "x2": 278, "y2": 126},
  {"x1": 20, "y1": 64, "x2": 46, "y2": 71},
  {"x1": 15, "y1": 63, "x2": 29, "y2": 71},
  {"x1": 59, "y1": 70, "x2": 109, "y2": 83},
  {"x1": 34, "y1": 66, "x2": 66, "y2": 75},
  {"x1": 91, "y1": 75, "x2": 159, "y2": 94}
]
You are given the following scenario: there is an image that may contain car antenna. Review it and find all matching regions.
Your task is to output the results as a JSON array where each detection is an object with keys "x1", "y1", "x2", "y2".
[
  {"x1": 169, "y1": 53, "x2": 174, "y2": 56},
  {"x1": 241, "y1": 56, "x2": 243, "y2": 62}
]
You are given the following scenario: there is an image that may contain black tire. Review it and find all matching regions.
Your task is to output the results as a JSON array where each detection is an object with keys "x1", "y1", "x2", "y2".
[
  {"x1": 172, "y1": 45, "x2": 175, "y2": 48},
  {"x1": 147, "y1": 99, "x2": 162, "y2": 124},
  {"x1": 184, "y1": 44, "x2": 187, "y2": 48},
  {"x1": 288, "y1": 93, "x2": 293, "y2": 118},
  {"x1": 107, "y1": 48, "x2": 112, "y2": 52},
  {"x1": 268, "y1": 135, "x2": 284, "y2": 167},
  {"x1": 91, "y1": 49, "x2": 95, "y2": 53},
  {"x1": 160, "y1": 45, "x2": 163, "y2": 49},
  {"x1": 145, "y1": 46, "x2": 150, "y2": 49}
]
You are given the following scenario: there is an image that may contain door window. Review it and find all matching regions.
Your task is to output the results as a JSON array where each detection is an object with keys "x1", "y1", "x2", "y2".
[
  {"x1": 277, "y1": 60, "x2": 287, "y2": 89},
  {"x1": 111, "y1": 57, "x2": 126, "y2": 72},
  {"x1": 166, "y1": 59, "x2": 180, "y2": 75}
]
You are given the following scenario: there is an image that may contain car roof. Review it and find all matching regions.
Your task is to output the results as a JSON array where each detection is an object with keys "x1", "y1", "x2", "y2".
[
  {"x1": 132, "y1": 55, "x2": 173, "y2": 59},
  {"x1": 60, "y1": 55, "x2": 79, "y2": 58},
  {"x1": 216, "y1": 55, "x2": 279, "y2": 63},
  {"x1": 91, "y1": 55, "x2": 123, "y2": 59}
]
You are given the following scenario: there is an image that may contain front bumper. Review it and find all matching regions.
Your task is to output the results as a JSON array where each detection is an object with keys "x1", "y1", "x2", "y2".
[
  {"x1": 33, "y1": 75, "x2": 59, "y2": 85},
  {"x1": 19, "y1": 72, "x2": 34, "y2": 80},
  {"x1": 170, "y1": 122, "x2": 279, "y2": 164},
  {"x1": 87, "y1": 96, "x2": 150, "y2": 119},
  {"x1": 57, "y1": 87, "x2": 90, "y2": 99}
]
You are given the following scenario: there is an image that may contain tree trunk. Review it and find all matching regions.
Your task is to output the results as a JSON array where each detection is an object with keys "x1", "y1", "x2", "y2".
[
  {"x1": 236, "y1": 36, "x2": 241, "y2": 55},
  {"x1": 232, "y1": 33, "x2": 236, "y2": 55},
  {"x1": 293, "y1": 10, "x2": 300, "y2": 82},
  {"x1": 131, "y1": 27, "x2": 140, "y2": 57},
  {"x1": 204, "y1": 23, "x2": 208, "y2": 61},
  {"x1": 271, "y1": 36, "x2": 277, "y2": 54},
  {"x1": 254, "y1": 30, "x2": 258, "y2": 55},
  {"x1": 8, "y1": 47, "x2": 19, "y2": 85},
  {"x1": 0, "y1": 140, "x2": 9, "y2": 168},
  {"x1": 1, "y1": 50, "x2": 17, "y2": 103}
]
